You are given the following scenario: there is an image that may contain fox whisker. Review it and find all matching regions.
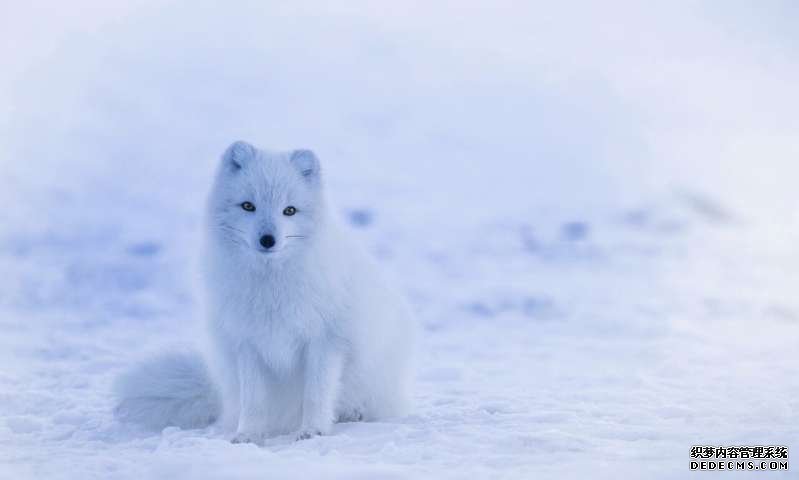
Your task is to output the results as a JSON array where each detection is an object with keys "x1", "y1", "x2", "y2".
[{"x1": 219, "y1": 224, "x2": 246, "y2": 234}]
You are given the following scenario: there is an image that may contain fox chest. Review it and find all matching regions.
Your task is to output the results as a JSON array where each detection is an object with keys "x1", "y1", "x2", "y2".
[{"x1": 215, "y1": 285, "x2": 328, "y2": 371}]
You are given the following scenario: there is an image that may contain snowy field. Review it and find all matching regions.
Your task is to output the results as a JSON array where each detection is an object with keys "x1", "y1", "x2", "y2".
[{"x1": 2, "y1": 1, "x2": 799, "y2": 478}]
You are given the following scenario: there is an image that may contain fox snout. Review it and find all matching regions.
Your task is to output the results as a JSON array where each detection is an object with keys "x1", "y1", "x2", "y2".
[{"x1": 259, "y1": 234, "x2": 276, "y2": 250}]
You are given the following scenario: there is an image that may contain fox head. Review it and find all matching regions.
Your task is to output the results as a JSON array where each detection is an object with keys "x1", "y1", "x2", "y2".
[{"x1": 207, "y1": 141, "x2": 325, "y2": 260}]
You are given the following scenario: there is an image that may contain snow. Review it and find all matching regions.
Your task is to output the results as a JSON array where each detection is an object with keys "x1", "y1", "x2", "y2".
[{"x1": 2, "y1": 1, "x2": 799, "y2": 478}]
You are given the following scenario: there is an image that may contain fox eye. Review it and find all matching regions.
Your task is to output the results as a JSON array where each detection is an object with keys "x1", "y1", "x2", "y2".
[
  {"x1": 241, "y1": 202, "x2": 256, "y2": 212},
  {"x1": 283, "y1": 206, "x2": 297, "y2": 216}
]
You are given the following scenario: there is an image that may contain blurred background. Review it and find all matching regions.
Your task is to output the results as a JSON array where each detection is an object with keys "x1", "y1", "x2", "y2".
[
  {"x1": 3, "y1": 1, "x2": 799, "y2": 220},
  {"x1": 1, "y1": 1, "x2": 798, "y2": 478}
]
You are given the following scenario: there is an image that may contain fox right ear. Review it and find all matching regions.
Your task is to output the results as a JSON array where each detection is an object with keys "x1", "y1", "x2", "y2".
[
  {"x1": 289, "y1": 149, "x2": 320, "y2": 182},
  {"x1": 222, "y1": 141, "x2": 256, "y2": 171}
]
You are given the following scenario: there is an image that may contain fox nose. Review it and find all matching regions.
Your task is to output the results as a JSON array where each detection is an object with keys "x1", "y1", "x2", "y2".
[{"x1": 259, "y1": 234, "x2": 276, "y2": 249}]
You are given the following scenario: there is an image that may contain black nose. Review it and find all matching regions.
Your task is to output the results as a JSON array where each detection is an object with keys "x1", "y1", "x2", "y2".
[{"x1": 259, "y1": 234, "x2": 276, "y2": 249}]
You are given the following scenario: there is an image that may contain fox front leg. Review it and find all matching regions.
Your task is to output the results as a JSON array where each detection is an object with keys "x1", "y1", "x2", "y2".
[
  {"x1": 231, "y1": 346, "x2": 270, "y2": 444},
  {"x1": 296, "y1": 340, "x2": 344, "y2": 441}
]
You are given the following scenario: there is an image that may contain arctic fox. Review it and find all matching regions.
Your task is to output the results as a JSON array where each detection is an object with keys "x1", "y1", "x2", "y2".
[{"x1": 115, "y1": 141, "x2": 416, "y2": 442}]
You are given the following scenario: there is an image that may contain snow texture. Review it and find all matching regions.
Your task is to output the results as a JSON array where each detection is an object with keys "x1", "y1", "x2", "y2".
[{"x1": 1, "y1": 1, "x2": 799, "y2": 478}]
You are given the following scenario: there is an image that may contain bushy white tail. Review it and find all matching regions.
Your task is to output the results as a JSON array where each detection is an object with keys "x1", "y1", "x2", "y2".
[{"x1": 114, "y1": 351, "x2": 221, "y2": 431}]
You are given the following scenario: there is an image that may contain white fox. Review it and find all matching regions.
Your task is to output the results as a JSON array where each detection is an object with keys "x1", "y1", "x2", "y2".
[{"x1": 115, "y1": 141, "x2": 416, "y2": 442}]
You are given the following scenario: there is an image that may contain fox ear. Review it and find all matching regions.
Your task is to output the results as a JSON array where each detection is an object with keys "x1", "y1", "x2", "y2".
[
  {"x1": 290, "y1": 149, "x2": 320, "y2": 182},
  {"x1": 222, "y1": 141, "x2": 256, "y2": 171}
]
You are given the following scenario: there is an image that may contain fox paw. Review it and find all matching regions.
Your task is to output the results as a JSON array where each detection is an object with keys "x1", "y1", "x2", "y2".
[
  {"x1": 295, "y1": 429, "x2": 322, "y2": 441},
  {"x1": 337, "y1": 408, "x2": 364, "y2": 423},
  {"x1": 231, "y1": 431, "x2": 264, "y2": 445}
]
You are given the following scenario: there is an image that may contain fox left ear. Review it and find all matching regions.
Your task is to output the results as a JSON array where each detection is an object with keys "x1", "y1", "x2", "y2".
[
  {"x1": 290, "y1": 149, "x2": 320, "y2": 183},
  {"x1": 222, "y1": 140, "x2": 256, "y2": 171}
]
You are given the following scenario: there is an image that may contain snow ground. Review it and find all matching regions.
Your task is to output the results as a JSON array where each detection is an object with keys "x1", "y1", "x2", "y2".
[{"x1": 2, "y1": 1, "x2": 799, "y2": 478}]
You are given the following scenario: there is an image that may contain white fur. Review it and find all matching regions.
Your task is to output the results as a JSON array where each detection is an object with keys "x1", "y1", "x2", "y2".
[
  {"x1": 114, "y1": 141, "x2": 416, "y2": 442},
  {"x1": 113, "y1": 351, "x2": 220, "y2": 430}
]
